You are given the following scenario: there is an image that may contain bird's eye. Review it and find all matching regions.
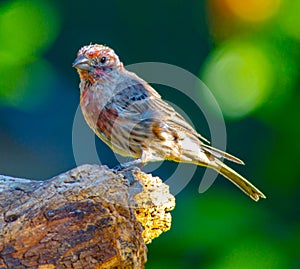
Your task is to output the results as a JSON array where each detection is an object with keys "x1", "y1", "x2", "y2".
[{"x1": 100, "y1": 56, "x2": 107, "y2": 64}]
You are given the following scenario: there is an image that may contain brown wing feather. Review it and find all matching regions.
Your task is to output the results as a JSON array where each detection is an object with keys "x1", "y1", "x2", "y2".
[{"x1": 113, "y1": 72, "x2": 243, "y2": 165}]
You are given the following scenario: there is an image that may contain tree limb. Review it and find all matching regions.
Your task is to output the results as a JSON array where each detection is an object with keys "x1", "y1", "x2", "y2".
[{"x1": 0, "y1": 164, "x2": 175, "y2": 269}]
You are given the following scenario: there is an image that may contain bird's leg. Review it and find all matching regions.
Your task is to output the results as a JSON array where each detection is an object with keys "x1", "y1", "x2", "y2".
[
  {"x1": 112, "y1": 150, "x2": 151, "y2": 172},
  {"x1": 113, "y1": 159, "x2": 144, "y2": 172},
  {"x1": 112, "y1": 151, "x2": 152, "y2": 184}
]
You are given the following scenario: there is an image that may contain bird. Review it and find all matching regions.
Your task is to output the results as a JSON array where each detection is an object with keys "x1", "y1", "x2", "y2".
[{"x1": 73, "y1": 44, "x2": 266, "y2": 201}]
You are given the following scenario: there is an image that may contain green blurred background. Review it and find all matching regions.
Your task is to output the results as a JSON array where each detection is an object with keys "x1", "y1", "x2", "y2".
[{"x1": 0, "y1": 0, "x2": 299, "y2": 268}]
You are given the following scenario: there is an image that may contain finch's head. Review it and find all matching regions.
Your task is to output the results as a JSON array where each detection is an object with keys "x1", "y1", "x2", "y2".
[{"x1": 73, "y1": 44, "x2": 123, "y2": 82}]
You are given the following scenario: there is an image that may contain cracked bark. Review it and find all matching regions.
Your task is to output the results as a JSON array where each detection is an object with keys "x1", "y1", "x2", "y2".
[{"x1": 0, "y1": 164, "x2": 175, "y2": 269}]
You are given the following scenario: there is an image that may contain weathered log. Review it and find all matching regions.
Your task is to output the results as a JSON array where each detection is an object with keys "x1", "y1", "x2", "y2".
[{"x1": 0, "y1": 164, "x2": 175, "y2": 268}]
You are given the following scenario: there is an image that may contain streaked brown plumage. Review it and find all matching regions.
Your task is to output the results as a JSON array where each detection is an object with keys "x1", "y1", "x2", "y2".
[{"x1": 73, "y1": 44, "x2": 266, "y2": 201}]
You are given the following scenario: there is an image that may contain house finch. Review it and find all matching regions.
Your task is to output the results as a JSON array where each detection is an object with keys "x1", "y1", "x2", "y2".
[{"x1": 73, "y1": 44, "x2": 265, "y2": 201}]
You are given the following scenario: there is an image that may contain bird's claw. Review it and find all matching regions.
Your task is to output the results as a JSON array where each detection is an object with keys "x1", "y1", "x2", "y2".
[
  {"x1": 112, "y1": 163, "x2": 126, "y2": 173},
  {"x1": 112, "y1": 163, "x2": 140, "y2": 185}
]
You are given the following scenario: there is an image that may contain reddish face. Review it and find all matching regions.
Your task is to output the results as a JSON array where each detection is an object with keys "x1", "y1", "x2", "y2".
[{"x1": 73, "y1": 44, "x2": 122, "y2": 82}]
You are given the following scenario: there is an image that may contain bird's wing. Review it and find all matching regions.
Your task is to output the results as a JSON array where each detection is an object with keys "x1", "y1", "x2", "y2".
[
  {"x1": 110, "y1": 76, "x2": 243, "y2": 164},
  {"x1": 148, "y1": 97, "x2": 244, "y2": 164},
  {"x1": 111, "y1": 76, "x2": 209, "y2": 142}
]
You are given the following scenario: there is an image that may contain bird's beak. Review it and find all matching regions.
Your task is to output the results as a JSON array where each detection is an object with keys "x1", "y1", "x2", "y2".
[{"x1": 72, "y1": 54, "x2": 91, "y2": 71}]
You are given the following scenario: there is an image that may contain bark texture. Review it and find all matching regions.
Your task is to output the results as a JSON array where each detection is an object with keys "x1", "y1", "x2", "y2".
[{"x1": 0, "y1": 164, "x2": 175, "y2": 269}]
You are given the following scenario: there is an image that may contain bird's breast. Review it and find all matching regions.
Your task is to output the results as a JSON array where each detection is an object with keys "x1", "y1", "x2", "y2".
[{"x1": 80, "y1": 82, "x2": 114, "y2": 130}]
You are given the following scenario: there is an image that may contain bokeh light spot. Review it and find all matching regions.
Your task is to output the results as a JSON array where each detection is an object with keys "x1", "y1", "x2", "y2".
[
  {"x1": 225, "y1": 0, "x2": 281, "y2": 22},
  {"x1": 0, "y1": 0, "x2": 60, "y2": 107},
  {"x1": 200, "y1": 40, "x2": 274, "y2": 119},
  {"x1": 0, "y1": 0, "x2": 60, "y2": 62}
]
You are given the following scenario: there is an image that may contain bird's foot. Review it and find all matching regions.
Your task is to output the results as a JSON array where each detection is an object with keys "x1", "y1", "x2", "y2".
[
  {"x1": 112, "y1": 159, "x2": 145, "y2": 172},
  {"x1": 112, "y1": 163, "x2": 127, "y2": 172},
  {"x1": 112, "y1": 159, "x2": 145, "y2": 185}
]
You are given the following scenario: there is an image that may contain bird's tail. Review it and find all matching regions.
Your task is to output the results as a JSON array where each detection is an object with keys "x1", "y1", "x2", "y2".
[
  {"x1": 175, "y1": 137, "x2": 265, "y2": 201},
  {"x1": 209, "y1": 158, "x2": 266, "y2": 201}
]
